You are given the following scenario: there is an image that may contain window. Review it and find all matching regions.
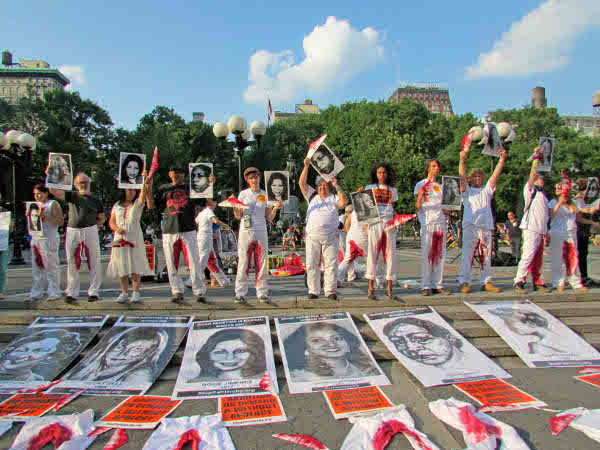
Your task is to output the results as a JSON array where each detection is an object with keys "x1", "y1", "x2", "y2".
[{"x1": 16, "y1": 87, "x2": 19, "y2": 94}]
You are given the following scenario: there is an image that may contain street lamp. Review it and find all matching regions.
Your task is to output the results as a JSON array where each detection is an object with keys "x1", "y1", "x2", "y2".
[
  {"x1": 0, "y1": 130, "x2": 36, "y2": 265},
  {"x1": 213, "y1": 117, "x2": 266, "y2": 192}
]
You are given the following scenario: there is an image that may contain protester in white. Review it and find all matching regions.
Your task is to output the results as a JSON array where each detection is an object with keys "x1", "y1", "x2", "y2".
[
  {"x1": 549, "y1": 182, "x2": 588, "y2": 292},
  {"x1": 458, "y1": 148, "x2": 506, "y2": 294},
  {"x1": 299, "y1": 157, "x2": 348, "y2": 300},
  {"x1": 107, "y1": 171, "x2": 154, "y2": 304},
  {"x1": 26, "y1": 184, "x2": 64, "y2": 301},
  {"x1": 513, "y1": 156, "x2": 552, "y2": 293},
  {"x1": 414, "y1": 160, "x2": 451, "y2": 296},
  {"x1": 0, "y1": 207, "x2": 11, "y2": 300},
  {"x1": 232, "y1": 167, "x2": 281, "y2": 303},
  {"x1": 48, "y1": 173, "x2": 105, "y2": 303},
  {"x1": 358, "y1": 163, "x2": 399, "y2": 299},
  {"x1": 338, "y1": 205, "x2": 356, "y2": 281}
]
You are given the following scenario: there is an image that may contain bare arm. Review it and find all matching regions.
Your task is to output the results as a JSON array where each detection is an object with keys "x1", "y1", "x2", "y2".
[
  {"x1": 526, "y1": 151, "x2": 540, "y2": 190},
  {"x1": 49, "y1": 188, "x2": 65, "y2": 200},
  {"x1": 550, "y1": 196, "x2": 566, "y2": 219},
  {"x1": 299, "y1": 158, "x2": 311, "y2": 198},
  {"x1": 49, "y1": 201, "x2": 64, "y2": 227},
  {"x1": 266, "y1": 203, "x2": 281, "y2": 222},
  {"x1": 331, "y1": 177, "x2": 348, "y2": 208},
  {"x1": 488, "y1": 148, "x2": 507, "y2": 190},
  {"x1": 97, "y1": 212, "x2": 106, "y2": 229},
  {"x1": 415, "y1": 187, "x2": 424, "y2": 211},
  {"x1": 458, "y1": 151, "x2": 468, "y2": 193},
  {"x1": 343, "y1": 213, "x2": 352, "y2": 233},
  {"x1": 109, "y1": 212, "x2": 125, "y2": 235},
  {"x1": 211, "y1": 216, "x2": 231, "y2": 232}
]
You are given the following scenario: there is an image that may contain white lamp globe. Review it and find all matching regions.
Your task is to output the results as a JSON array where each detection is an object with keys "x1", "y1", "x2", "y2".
[
  {"x1": 468, "y1": 126, "x2": 484, "y2": 142},
  {"x1": 17, "y1": 133, "x2": 36, "y2": 150},
  {"x1": 5, "y1": 130, "x2": 22, "y2": 145},
  {"x1": 0, "y1": 132, "x2": 7, "y2": 150},
  {"x1": 241, "y1": 129, "x2": 252, "y2": 141},
  {"x1": 213, "y1": 121, "x2": 229, "y2": 139},
  {"x1": 250, "y1": 121, "x2": 266, "y2": 137},
  {"x1": 227, "y1": 116, "x2": 247, "y2": 135},
  {"x1": 497, "y1": 122, "x2": 512, "y2": 138}
]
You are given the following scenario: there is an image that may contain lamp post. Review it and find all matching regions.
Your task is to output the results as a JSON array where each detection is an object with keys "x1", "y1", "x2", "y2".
[
  {"x1": 213, "y1": 117, "x2": 266, "y2": 192},
  {"x1": 0, "y1": 130, "x2": 36, "y2": 265}
]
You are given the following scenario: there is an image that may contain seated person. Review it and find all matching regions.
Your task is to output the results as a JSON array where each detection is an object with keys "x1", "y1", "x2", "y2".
[{"x1": 282, "y1": 227, "x2": 295, "y2": 250}]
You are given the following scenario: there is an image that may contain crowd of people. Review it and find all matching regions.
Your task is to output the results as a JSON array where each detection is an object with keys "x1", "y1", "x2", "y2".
[{"x1": 0, "y1": 144, "x2": 598, "y2": 304}]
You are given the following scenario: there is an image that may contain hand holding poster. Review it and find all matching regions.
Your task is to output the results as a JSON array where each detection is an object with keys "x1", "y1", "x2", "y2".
[
  {"x1": 26, "y1": 202, "x2": 44, "y2": 237},
  {"x1": 265, "y1": 171, "x2": 290, "y2": 205},
  {"x1": 45, "y1": 153, "x2": 73, "y2": 190},
  {"x1": 351, "y1": 189, "x2": 381, "y2": 224},
  {"x1": 189, "y1": 163, "x2": 213, "y2": 198},
  {"x1": 307, "y1": 135, "x2": 344, "y2": 182},
  {"x1": 119, "y1": 152, "x2": 146, "y2": 189},
  {"x1": 441, "y1": 176, "x2": 461, "y2": 211},
  {"x1": 96, "y1": 396, "x2": 182, "y2": 429},
  {"x1": 536, "y1": 137, "x2": 555, "y2": 172}
]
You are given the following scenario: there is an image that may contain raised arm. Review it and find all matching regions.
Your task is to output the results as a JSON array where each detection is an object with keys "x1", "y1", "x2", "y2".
[
  {"x1": 343, "y1": 213, "x2": 352, "y2": 233},
  {"x1": 458, "y1": 151, "x2": 468, "y2": 193},
  {"x1": 48, "y1": 188, "x2": 65, "y2": 201},
  {"x1": 49, "y1": 201, "x2": 64, "y2": 227},
  {"x1": 299, "y1": 158, "x2": 311, "y2": 198},
  {"x1": 331, "y1": 177, "x2": 348, "y2": 208},
  {"x1": 488, "y1": 148, "x2": 507, "y2": 190},
  {"x1": 415, "y1": 185, "x2": 424, "y2": 211},
  {"x1": 527, "y1": 150, "x2": 540, "y2": 190}
]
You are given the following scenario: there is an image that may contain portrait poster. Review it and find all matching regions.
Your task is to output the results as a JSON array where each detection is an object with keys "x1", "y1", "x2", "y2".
[
  {"x1": 323, "y1": 386, "x2": 394, "y2": 420},
  {"x1": 96, "y1": 396, "x2": 182, "y2": 429},
  {"x1": 219, "y1": 394, "x2": 287, "y2": 427},
  {"x1": 0, "y1": 316, "x2": 108, "y2": 395},
  {"x1": 351, "y1": 189, "x2": 381, "y2": 225},
  {"x1": 25, "y1": 202, "x2": 44, "y2": 237},
  {"x1": 172, "y1": 316, "x2": 277, "y2": 400},
  {"x1": 0, "y1": 393, "x2": 67, "y2": 422},
  {"x1": 275, "y1": 312, "x2": 390, "y2": 395},
  {"x1": 583, "y1": 177, "x2": 599, "y2": 208},
  {"x1": 453, "y1": 379, "x2": 547, "y2": 412},
  {"x1": 118, "y1": 152, "x2": 146, "y2": 189},
  {"x1": 536, "y1": 137, "x2": 555, "y2": 172},
  {"x1": 45, "y1": 153, "x2": 73, "y2": 190},
  {"x1": 189, "y1": 163, "x2": 213, "y2": 199},
  {"x1": 481, "y1": 123, "x2": 502, "y2": 157},
  {"x1": 219, "y1": 229, "x2": 238, "y2": 257},
  {"x1": 441, "y1": 176, "x2": 461, "y2": 211},
  {"x1": 51, "y1": 316, "x2": 193, "y2": 396},
  {"x1": 0, "y1": 211, "x2": 10, "y2": 252},
  {"x1": 307, "y1": 142, "x2": 344, "y2": 182},
  {"x1": 265, "y1": 171, "x2": 290, "y2": 206},
  {"x1": 466, "y1": 300, "x2": 600, "y2": 368},
  {"x1": 364, "y1": 308, "x2": 510, "y2": 388}
]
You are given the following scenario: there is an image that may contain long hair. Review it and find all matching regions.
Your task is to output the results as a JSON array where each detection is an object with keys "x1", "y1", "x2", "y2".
[
  {"x1": 120, "y1": 154, "x2": 144, "y2": 183},
  {"x1": 118, "y1": 189, "x2": 140, "y2": 205},
  {"x1": 267, "y1": 172, "x2": 289, "y2": 201},
  {"x1": 47, "y1": 156, "x2": 70, "y2": 184},
  {"x1": 370, "y1": 163, "x2": 397, "y2": 187},
  {"x1": 195, "y1": 328, "x2": 266, "y2": 379},
  {"x1": 424, "y1": 160, "x2": 441, "y2": 179}
]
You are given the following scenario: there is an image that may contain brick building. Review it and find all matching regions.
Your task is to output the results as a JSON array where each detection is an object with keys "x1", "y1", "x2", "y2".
[{"x1": 388, "y1": 82, "x2": 454, "y2": 117}]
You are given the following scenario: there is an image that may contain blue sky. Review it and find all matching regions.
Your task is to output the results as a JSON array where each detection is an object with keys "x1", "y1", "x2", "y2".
[{"x1": 5, "y1": 0, "x2": 600, "y2": 130}]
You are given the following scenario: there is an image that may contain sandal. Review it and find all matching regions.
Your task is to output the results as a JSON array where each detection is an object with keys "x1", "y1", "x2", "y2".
[
  {"x1": 367, "y1": 289, "x2": 377, "y2": 300},
  {"x1": 386, "y1": 290, "x2": 395, "y2": 299}
]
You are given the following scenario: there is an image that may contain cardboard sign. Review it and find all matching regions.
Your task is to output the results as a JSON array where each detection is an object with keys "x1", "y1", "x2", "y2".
[
  {"x1": 219, "y1": 394, "x2": 287, "y2": 427},
  {"x1": 145, "y1": 244, "x2": 155, "y2": 272},
  {"x1": 0, "y1": 393, "x2": 65, "y2": 421},
  {"x1": 97, "y1": 396, "x2": 182, "y2": 429},
  {"x1": 575, "y1": 374, "x2": 600, "y2": 389},
  {"x1": 323, "y1": 386, "x2": 394, "y2": 420},
  {"x1": 454, "y1": 378, "x2": 547, "y2": 411}
]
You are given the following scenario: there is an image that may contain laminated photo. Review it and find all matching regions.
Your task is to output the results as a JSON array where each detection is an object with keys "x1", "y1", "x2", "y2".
[
  {"x1": 172, "y1": 317, "x2": 277, "y2": 400},
  {"x1": 276, "y1": 312, "x2": 390, "y2": 394},
  {"x1": 466, "y1": 300, "x2": 600, "y2": 368},
  {"x1": 583, "y1": 177, "x2": 599, "y2": 208},
  {"x1": 118, "y1": 152, "x2": 146, "y2": 189},
  {"x1": 351, "y1": 189, "x2": 381, "y2": 225},
  {"x1": 364, "y1": 307, "x2": 510, "y2": 387},
  {"x1": 265, "y1": 171, "x2": 290, "y2": 205},
  {"x1": 45, "y1": 153, "x2": 73, "y2": 190},
  {"x1": 481, "y1": 123, "x2": 502, "y2": 157},
  {"x1": 189, "y1": 163, "x2": 213, "y2": 199},
  {"x1": 307, "y1": 142, "x2": 344, "y2": 182},
  {"x1": 441, "y1": 176, "x2": 461, "y2": 211},
  {"x1": 536, "y1": 137, "x2": 555, "y2": 173},
  {"x1": 25, "y1": 202, "x2": 44, "y2": 237}
]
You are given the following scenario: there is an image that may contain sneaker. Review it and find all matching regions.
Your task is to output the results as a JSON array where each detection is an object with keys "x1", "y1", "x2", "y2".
[
  {"x1": 196, "y1": 294, "x2": 207, "y2": 303},
  {"x1": 234, "y1": 295, "x2": 246, "y2": 304},
  {"x1": 65, "y1": 296, "x2": 78, "y2": 304},
  {"x1": 460, "y1": 283, "x2": 470, "y2": 294},
  {"x1": 258, "y1": 296, "x2": 269, "y2": 303},
  {"x1": 308, "y1": 294, "x2": 318, "y2": 299},
  {"x1": 87, "y1": 295, "x2": 99, "y2": 302},
  {"x1": 421, "y1": 289, "x2": 431, "y2": 297},
  {"x1": 115, "y1": 293, "x2": 129, "y2": 304},
  {"x1": 513, "y1": 282, "x2": 527, "y2": 293},
  {"x1": 482, "y1": 283, "x2": 502, "y2": 293},
  {"x1": 171, "y1": 293, "x2": 185, "y2": 304},
  {"x1": 46, "y1": 296, "x2": 62, "y2": 302},
  {"x1": 130, "y1": 292, "x2": 143, "y2": 304},
  {"x1": 533, "y1": 284, "x2": 551, "y2": 293},
  {"x1": 555, "y1": 286, "x2": 565, "y2": 292},
  {"x1": 327, "y1": 293, "x2": 337, "y2": 300},
  {"x1": 24, "y1": 296, "x2": 40, "y2": 302},
  {"x1": 432, "y1": 288, "x2": 451, "y2": 296},
  {"x1": 575, "y1": 286, "x2": 589, "y2": 293}
]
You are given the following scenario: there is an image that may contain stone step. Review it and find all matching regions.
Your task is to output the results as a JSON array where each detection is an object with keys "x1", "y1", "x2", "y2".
[{"x1": 452, "y1": 316, "x2": 600, "y2": 338}]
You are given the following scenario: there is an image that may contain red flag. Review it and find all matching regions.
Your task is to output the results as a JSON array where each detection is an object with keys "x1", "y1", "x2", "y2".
[
  {"x1": 267, "y1": 98, "x2": 273, "y2": 126},
  {"x1": 561, "y1": 170, "x2": 571, "y2": 196},
  {"x1": 309, "y1": 134, "x2": 328, "y2": 155},
  {"x1": 462, "y1": 130, "x2": 475, "y2": 152},
  {"x1": 147, "y1": 147, "x2": 159, "y2": 179},
  {"x1": 385, "y1": 214, "x2": 416, "y2": 232}
]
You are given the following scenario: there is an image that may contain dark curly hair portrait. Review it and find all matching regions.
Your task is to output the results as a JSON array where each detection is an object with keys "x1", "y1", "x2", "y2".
[{"x1": 370, "y1": 163, "x2": 397, "y2": 187}]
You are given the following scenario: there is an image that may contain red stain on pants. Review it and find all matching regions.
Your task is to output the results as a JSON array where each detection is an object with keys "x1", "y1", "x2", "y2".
[
  {"x1": 563, "y1": 241, "x2": 578, "y2": 276},
  {"x1": 428, "y1": 231, "x2": 444, "y2": 267},
  {"x1": 32, "y1": 244, "x2": 45, "y2": 270}
]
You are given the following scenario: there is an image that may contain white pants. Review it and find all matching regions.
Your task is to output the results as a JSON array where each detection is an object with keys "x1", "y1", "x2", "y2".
[
  {"x1": 551, "y1": 233, "x2": 583, "y2": 288},
  {"x1": 30, "y1": 236, "x2": 61, "y2": 299},
  {"x1": 420, "y1": 224, "x2": 446, "y2": 290},
  {"x1": 459, "y1": 225, "x2": 493, "y2": 285},
  {"x1": 163, "y1": 231, "x2": 205, "y2": 296},
  {"x1": 198, "y1": 234, "x2": 230, "y2": 286},
  {"x1": 65, "y1": 226, "x2": 102, "y2": 298},
  {"x1": 514, "y1": 229, "x2": 545, "y2": 285},
  {"x1": 235, "y1": 230, "x2": 269, "y2": 298},
  {"x1": 338, "y1": 234, "x2": 367, "y2": 282},
  {"x1": 306, "y1": 233, "x2": 339, "y2": 295},
  {"x1": 338, "y1": 233, "x2": 356, "y2": 280},
  {"x1": 366, "y1": 222, "x2": 397, "y2": 281}
]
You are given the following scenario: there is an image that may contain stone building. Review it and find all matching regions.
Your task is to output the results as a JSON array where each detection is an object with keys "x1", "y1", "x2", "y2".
[{"x1": 388, "y1": 82, "x2": 454, "y2": 117}]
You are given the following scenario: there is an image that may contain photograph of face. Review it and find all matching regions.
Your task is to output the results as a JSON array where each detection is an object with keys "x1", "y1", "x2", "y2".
[
  {"x1": 189, "y1": 163, "x2": 213, "y2": 198},
  {"x1": 118, "y1": 153, "x2": 146, "y2": 189},
  {"x1": 482, "y1": 123, "x2": 502, "y2": 157},
  {"x1": 442, "y1": 176, "x2": 461, "y2": 210},
  {"x1": 45, "y1": 153, "x2": 73, "y2": 190},
  {"x1": 219, "y1": 230, "x2": 237, "y2": 256},
  {"x1": 0, "y1": 329, "x2": 81, "y2": 382},
  {"x1": 265, "y1": 171, "x2": 290, "y2": 204},
  {"x1": 311, "y1": 148, "x2": 335, "y2": 175},
  {"x1": 27, "y1": 202, "x2": 43, "y2": 234},
  {"x1": 351, "y1": 189, "x2": 380, "y2": 224},
  {"x1": 189, "y1": 329, "x2": 266, "y2": 382},
  {"x1": 537, "y1": 137, "x2": 555, "y2": 172},
  {"x1": 584, "y1": 177, "x2": 599, "y2": 206}
]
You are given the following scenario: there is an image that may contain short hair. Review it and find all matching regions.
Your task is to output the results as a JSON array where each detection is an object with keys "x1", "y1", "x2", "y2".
[
  {"x1": 382, "y1": 317, "x2": 462, "y2": 350},
  {"x1": 534, "y1": 174, "x2": 544, "y2": 183},
  {"x1": 424, "y1": 160, "x2": 441, "y2": 178},
  {"x1": 467, "y1": 168, "x2": 486, "y2": 182},
  {"x1": 75, "y1": 173, "x2": 91, "y2": 184},
  {"x1": 370, "y1": 163, "x2": 397, "y2": 187},
  {"x1": 575, "y1": 178, "x2": 588, "y2": 192}
]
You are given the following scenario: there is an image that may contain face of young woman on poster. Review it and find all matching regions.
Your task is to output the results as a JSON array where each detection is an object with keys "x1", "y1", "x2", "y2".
[
  {"x1": 0, "y1": 338, "x2": 60, "y2": 372},
  {"x1": 306, "y1": 328, "x2": 350, "y2": 360},
  {"x1": 313, "y1": 150, "x2": 334, "y2": 174},
  {"x1": 126, "y1": 161, "x2": 140, "y2": 181},
  {"x1": 191, "y1": 166, "x2": 209, "y2": 192},
  {"x1": 271, "y1": 178, "x2": 284, "y2": 198},
  {"x1": 208, "y1": 339, "x2": 251, "y2": 372},
  {"x1": 104, "y1": 338, "x2": 155, "y2": 370}
]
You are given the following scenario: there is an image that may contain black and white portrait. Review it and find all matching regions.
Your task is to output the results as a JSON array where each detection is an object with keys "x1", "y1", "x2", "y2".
[
  {"x1": 536, "y1": 137, "x2": 555, "y2": 173},
  {"x1": 584, "y1": 177, "x2": 599, "y2": 207},
  {"x1": 189, "y1": 163, "x2": 213, "y2": 199},
  {"x1": 265, "y1": 171, "x2": 289, "y2": 205},
  {"x1": 442, "y1": 176, "x2": 461, "y2": 210},
  {"x1": 26, "y1": 202, "x2": 43, "y2": 235},
  {"x1": 308, "y1": 143, "x2": 344, "y2": 182},
  {"x1": 118, "y1": 152, "x2": 146, "y2": 189},
  {"x1": 45, "y1": 153, "x2": 73, "y2": 190},
  {"x1": 482, "y1": 123, "x2": 502, "y2": 157},
  {"x1": 351, "y1": 189, "x2": 380, "y2": 224},
  {"x1": 219, "y1": 230, "x2": 237, "y2": 256}
]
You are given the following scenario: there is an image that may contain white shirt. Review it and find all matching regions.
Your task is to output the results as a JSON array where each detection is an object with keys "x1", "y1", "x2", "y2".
[
  {"x1": 549, "y1": 199, "x2": 579, "y2": 235},
  {"x1": 347, "y1": 211, "x2": 368, "y2": 241},
  {"x1": 414, "y1": 179, "x2": 445, "y2": 227},
  {"x1": 461, "y1": 180, "x2": 495, "y2": 230},
  {"x1": 365, "y1": 184, "x2": 398, "y2": 222},
  {"x1": 195, "y1": 208, "x2": 215, "y2": 235},
  {"x1": 37, "y1": 200, "x2": 60, "y2": 239},
  {"x1": 520, "y1": 184, "x2": 549, "y2": 234},
  {"x1": 304, "y1": 186, "x2": 340, "y2": 235},
  {"x1": 238, "y1": 188, "x2": 268, "y2": 233}
]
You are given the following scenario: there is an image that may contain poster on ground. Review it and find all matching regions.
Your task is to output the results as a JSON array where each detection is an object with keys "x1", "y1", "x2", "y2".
[
  {"x1": 45, "y1": 153, "x2": 73, "y2": 190},
  {"x1": 96, "y1": 396, "x2": 182, "y2": 429},
  {"x1": 275, "y1": 312, "x2": 390, "y2": 394},
  {"x1": 0, "y1": 393, "x2": 67, "y2": 422},
  {"x1": 118, "y1": 152, "x2": 146, "y2": 189},
  {"x1": 323, "y1": 386, "x2": 394, "y2": 420},
  {"x1": 454, "y1": 379, "x2": 547, "y2": 412},
  {"x1": 466, "y1": 300, "x2": 600, "y2": 368},
  {"x1": 364, "y1": 307, "x2": 510, "y2": 387},
  {"x1": 189, "y1": 163, "x2": 213, "y2": 199},
  {"x1": 0, "y1": 316, "x2": 108, "y2": 395},
  {"x1": 51, "y1": 316, "x2": 193, "y2": 396},
  {"x1": 219, "y1": 394, "x2": 287, "y2": 426},
  {"x1": 172, "y1": 317, "x2": 277, "y2": 400}
]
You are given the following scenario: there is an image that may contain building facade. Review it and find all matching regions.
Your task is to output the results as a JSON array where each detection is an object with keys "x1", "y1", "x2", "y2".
[
  {"x1": 562, "y1": 115, "x2": 600, "y2": 137},
  {"x1": 273, "y1": 99, "x2": 318, "y2": 123},
  {"x1": 388, "y1": 82, "x2": 454, "y2": 117}
]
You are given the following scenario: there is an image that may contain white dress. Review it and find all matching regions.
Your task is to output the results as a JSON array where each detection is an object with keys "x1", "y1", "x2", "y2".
[{"x1": 106, "y1": 200, "x2": 153, "y2": 278}]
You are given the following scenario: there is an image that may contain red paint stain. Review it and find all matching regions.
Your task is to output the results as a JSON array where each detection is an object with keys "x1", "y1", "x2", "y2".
[
  {"x1": 429, "y1": 231, "x2": 444, "y2": 267},
  {"x1": 32, "y1": 244, "x2": 45, "y2": 269},
  {"x1": 373, "y1": 420, "x2": 432, "y2": 450}
]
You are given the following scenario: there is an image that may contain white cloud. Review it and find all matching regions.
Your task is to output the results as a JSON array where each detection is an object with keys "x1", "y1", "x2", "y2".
[
  {"x1": 58, "y1": 65, "x2": 86, "y2": 91},
  {"x1": 466, "y1": 0, "x2": 600, "y2": 79},
  {"x1": 244, "y1": 17, "x2": 384, "y2": 104}
]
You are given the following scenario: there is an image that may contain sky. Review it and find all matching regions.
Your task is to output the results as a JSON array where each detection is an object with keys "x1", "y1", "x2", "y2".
[{"x1": 4, "y1": 0, "x2": 600, "y2": 131}]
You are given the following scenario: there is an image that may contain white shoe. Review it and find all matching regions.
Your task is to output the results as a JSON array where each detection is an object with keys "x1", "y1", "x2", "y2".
[
  {"x1": 24, "y1": 296, "x2": 40, "y2": 302},
  {"x1": 130, "y1": 292, "x2": 143, "y2": 304},
  {"x1": 46, "y1": 296, "x2": 62, "y2": 302},
  {"x1": 116, "y1": 293, "x2": 129, "y2": 304}
]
